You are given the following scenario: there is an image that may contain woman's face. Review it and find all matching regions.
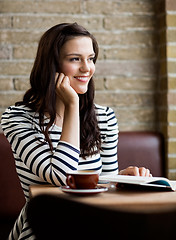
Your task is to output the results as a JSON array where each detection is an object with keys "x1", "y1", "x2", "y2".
[{"x1": 59, "y1": 36, "x2": 96, "y2": 94}]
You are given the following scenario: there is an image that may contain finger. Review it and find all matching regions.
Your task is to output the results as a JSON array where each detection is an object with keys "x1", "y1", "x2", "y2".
[
  {"x1": 139, "y1": 167, "x2": 151, "y2": 177},
  {"x1": 55, "y1": 72, "x2": 59, "y2": 84},
  {"x1": 59, "y1": 76, "x2": 71, "y2": 92},
  {"x1": 62, "y1": 75, "x2": 70, "y2": 86},
  {"x1": 131, "y1": 166, "x2": 140, "y2": 176},
  {"x1": 145, "y1": 169, "x2": 151, "y2": 177},
  {"x1": 128, "y1": 166, "x2": 140, "y2": 176},
  {"x1": 119, "y1": 166, "x2": 140, "y2": 176},
  {"x1": 55, "y1": 73, "x2": 65, "y2": 97},
  {"x1": 56, "y1": 73, "x2": 65, "y2": 87},
  {"x1": 139, "y1": 167, "x2": 148, "y2": 176}
]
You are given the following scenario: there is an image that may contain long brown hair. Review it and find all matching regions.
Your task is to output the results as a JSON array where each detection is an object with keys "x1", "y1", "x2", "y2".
[{"x1": 16, "y1": 23, "x2": 101, "y2": 159}]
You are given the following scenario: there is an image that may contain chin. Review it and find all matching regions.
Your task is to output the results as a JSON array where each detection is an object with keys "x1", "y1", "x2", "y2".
[{"x1": 74, "y1": 87, "x2": 88, "y2": 94}]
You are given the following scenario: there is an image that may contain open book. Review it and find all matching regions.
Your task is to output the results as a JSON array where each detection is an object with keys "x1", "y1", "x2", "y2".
[{"x1": 99, "y1": 175, "x2": 176, "y2": 191}]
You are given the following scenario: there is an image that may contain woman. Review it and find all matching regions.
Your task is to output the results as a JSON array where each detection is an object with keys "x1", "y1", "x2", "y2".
[{"x1": 1, "y1": 23, "x2": 151, "y2": 239}]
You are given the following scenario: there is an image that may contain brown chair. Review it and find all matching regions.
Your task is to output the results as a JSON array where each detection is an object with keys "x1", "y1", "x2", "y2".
[
  {"x1": 0, "y1": 134, "x2": 25, "y2": 240},
  {"x1": 118, "y1": 132, "x2": 165, "y2": 177}
]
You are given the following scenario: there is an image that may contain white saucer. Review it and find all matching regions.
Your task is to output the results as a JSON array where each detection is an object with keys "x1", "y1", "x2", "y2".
[{"x1": 60, "y1": 186, "x2": 108, "y2": 195}]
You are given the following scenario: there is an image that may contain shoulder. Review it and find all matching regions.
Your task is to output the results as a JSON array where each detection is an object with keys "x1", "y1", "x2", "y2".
[
  {"x1": 95, "y1": 104, "x2": 116, "y2": 120},
  {"x1": 1, "y1": 105, "x2": 35, "y2": 120},
  {"x1": 94, "y1": 104, "x2": 118, "y2": 131},
  {"x1": 1, "y1": 105, "x2": 42, "y2": 139},
  {"x1": 1, "y1": 105, "x2": 36, "y2": 129},
  {"x1": 95, "y1": 104, "x2": 118, "y2": 143}
]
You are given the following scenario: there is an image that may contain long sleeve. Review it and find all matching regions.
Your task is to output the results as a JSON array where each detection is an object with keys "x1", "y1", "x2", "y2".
[
  {"x1": 1, "y1": 106, "x2": 80, "y2": 188},
  {"x1": 2, "y1": 104, "x2": 119, "y2": 240},
  {"x1": 96, "y1": 105, "x2": 119, "y2": 175}
]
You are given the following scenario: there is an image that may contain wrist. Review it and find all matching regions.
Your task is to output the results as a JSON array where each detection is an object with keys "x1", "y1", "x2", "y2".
[{"x1": 65, "y1": 97, "x2": 79, "y2": 109}]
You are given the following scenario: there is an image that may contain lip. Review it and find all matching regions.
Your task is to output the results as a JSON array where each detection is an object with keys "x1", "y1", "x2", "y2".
[{"x1": 74, "y1": 76, "x2": 90, "y2": 82}]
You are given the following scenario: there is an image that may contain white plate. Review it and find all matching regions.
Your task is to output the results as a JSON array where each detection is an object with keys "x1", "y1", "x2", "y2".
[{"x1": 60, "y1": 186, "x2": 108, "y2": 195}]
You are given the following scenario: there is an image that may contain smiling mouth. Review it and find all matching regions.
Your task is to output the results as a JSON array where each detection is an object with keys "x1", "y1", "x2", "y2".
[{"x1": 74, "y1": 76, "x2": 90, "y2": 82}]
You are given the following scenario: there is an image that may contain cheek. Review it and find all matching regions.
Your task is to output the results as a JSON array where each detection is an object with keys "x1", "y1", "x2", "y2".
[
  {"x1": 91, "y1": 64, "x2": 96, "y2": 75},
  {"x1": 60, "y1": 63, "x2": 76, "y2": 75}
]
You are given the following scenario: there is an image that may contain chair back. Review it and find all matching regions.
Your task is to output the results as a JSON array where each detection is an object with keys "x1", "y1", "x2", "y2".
[
  {"x1": 0, "y1": 133, "x2": 25, "y2": 218},
  {"x1": 118, "y1": 132, "x2": 165, "y2": 176}
]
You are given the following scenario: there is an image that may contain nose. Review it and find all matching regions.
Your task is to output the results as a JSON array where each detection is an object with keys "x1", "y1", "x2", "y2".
[{"x1": 80, "y1": 60, "x2": 90, "y2": 72}]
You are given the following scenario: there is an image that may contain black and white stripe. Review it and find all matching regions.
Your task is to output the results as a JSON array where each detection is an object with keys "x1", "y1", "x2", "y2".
[{"x1": 1, "y1": 104, "x2": 119, "y2": 239}]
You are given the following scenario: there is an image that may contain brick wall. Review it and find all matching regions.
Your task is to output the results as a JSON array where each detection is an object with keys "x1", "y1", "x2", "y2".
[
  {"x1": 0, "y1": 0, "x2": 175, "y2": 177},
  {"x1": 0, "y1": 0, "x2": 157, "y2": 131},
  {"x1": 166, "y1": 0, "x2": 176, "y2": 179},
  {"x1": 156, "y1": 0, "x2": 176, "y2": 179}
]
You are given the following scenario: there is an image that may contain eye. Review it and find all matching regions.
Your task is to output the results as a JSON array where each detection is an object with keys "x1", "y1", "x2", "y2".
[
  {"x1": 88, "y1": 57, "x2": 95, "y2": 61},
  {"x1": 70, "y1": 57, "x2": 80, "y2": 62}
]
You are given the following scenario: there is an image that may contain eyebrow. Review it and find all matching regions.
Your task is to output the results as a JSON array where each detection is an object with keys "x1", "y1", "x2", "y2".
[{"x1": 65, "y1": 53, "x2": 95, "y2": 57}]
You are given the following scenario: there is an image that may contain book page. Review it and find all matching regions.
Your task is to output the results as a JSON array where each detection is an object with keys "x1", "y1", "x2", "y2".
[
  {"x1": 169, "y1": 180, "x2": 176, "y2": 190},
  {"x1": 99, "y1": 175, "x2": 170, "y2": 186}
]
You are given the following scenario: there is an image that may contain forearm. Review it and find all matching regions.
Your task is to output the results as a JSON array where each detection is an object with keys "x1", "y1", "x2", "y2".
[
  {"x1": 1, "y1": 107, "x2": 80, "y2": 187},
  {"x1": 60, "y1": 102, "x2": 80, "y2": 149}
]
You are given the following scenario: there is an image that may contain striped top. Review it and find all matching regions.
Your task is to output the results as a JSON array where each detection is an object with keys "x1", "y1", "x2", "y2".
[
  {"x1": 2, "y1": 104, "x2": 119, "y2": 199},
  {"x1": 1, "y1": 104, "x2": 118, "y2": 239}
]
